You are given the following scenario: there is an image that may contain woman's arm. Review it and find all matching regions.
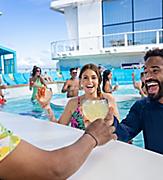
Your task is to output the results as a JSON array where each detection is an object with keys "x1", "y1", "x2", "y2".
[
  {"x1": 103, "y1": 93, "x2": 120, "y2": 121},
  {"x1": 58, "y1": 98, "x2": 76, "y2": 125},
  {"x1": 104, "y1": 81, "x2": 112, "y2": 93}
]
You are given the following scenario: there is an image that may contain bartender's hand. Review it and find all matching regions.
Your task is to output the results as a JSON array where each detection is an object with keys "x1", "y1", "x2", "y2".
[{"x1": 85, "y1": 107, "x2": 117, "y2": 147}]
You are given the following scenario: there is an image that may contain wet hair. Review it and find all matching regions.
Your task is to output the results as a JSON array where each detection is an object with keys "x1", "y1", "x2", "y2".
[
  {"x1": 102, "y1": 69, "x2": 111, "y2": 92},
  {"x1": 31, "y1": 66, "x2": 41, "y2": 77},
  {"x1": 144, "y1": 48, "x2": 163, "y2": 61},
  {"x1": 79, "y1": 64, "x2": 102, "y2": 97}
]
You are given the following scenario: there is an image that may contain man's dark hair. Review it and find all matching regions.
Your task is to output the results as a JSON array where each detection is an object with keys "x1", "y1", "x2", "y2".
[
  {"x1": 70, "y1": 68, "x2": 77, "y2": 73},
  {"x1": 144, "y1": 48, "x2": 163, "y2": 61}
]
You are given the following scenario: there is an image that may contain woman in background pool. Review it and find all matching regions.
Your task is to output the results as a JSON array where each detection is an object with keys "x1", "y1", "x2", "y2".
[
  {"x1": 29, "y1": 66, "x2": 47, "y2": 102},
  {"x1": 132, "y1": 72, "x2": 147, "y2": 98},
  {"x1": 102, "y1": 69, "x2": 118, "y2": 94}
]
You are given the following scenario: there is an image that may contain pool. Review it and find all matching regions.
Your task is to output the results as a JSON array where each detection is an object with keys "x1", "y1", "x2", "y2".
[{"x1": 0, "y1": 85, "x2": 144, "y2": 148}]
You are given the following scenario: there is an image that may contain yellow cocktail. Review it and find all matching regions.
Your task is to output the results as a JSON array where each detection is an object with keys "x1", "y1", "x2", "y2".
[{"x1": 82, "y1": 99, "x2": 108, "y2": 122}]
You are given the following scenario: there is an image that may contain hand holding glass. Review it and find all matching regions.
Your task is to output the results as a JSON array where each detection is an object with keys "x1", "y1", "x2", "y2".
[{"x1": 82, "y1": 99, "x2": 108, "y2": 122}]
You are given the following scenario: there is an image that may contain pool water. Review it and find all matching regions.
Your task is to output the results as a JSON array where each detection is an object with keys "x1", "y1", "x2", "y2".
[{"x1": 0, "y1": 86, "x2": 144, "y2": 148}]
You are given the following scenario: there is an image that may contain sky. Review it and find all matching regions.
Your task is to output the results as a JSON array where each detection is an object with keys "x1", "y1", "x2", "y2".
[{"x1": 0, "y1": 0, "x2": 67, "y2": 69}]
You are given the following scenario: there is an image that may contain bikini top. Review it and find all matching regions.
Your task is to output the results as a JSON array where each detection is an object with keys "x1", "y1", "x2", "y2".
[{"x1": 70, "y1": 96, "x2": 85, "y2": 130}]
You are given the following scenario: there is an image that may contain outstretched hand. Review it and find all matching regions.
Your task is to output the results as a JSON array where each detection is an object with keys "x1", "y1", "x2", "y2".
[
  {"x1": 36, "y1": 87, "x2": 52, "y2": 109},
  {"x1": 85, "y1": 107, "x2": 117, "y2": 147}
]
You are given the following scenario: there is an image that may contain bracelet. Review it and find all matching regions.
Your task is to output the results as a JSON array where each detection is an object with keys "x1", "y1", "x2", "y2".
[{"x1": 84, "y1": 132, "x2": 98, "y2": 148}]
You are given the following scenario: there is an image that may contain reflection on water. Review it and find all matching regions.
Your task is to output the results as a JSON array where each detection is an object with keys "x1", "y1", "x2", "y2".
[{"x1": 0, "y1": 92, "x2": 144, "y2": 148}]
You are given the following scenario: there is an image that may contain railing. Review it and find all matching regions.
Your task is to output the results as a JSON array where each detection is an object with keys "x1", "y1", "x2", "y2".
[{"x1": 51, "y1": 29, "x2": 163, "y2": 59}]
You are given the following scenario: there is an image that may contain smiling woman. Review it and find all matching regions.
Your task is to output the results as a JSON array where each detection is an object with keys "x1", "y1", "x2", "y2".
[{"x1": 44, "y1": 64, "x2": 120, "y2": 130}]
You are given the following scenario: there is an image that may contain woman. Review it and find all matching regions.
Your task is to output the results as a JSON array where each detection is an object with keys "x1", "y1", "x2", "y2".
[
  {"x1": 29, "y1": 66, "x2": 47, "y2": 102},
  {"x1": 102, "y1": 69, "x2": 118, "y2": 93},
  {"x1": 132, "y1": 72, "x2": 147, "y2": 97},
  {"x1": 58, "y1": 64, "x2": 119, "y2": 129}
]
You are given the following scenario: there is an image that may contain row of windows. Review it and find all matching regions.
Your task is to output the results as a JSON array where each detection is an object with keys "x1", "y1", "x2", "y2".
[
  {"x1": 103, "y1": 0, "x2": 163, "y2": 25},
  {"x1": 102, "y1": 0, "x2": 163, "y2": 47}
]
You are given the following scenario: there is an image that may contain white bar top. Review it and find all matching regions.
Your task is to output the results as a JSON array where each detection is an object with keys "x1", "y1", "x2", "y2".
[{"x1": 1, "y1": 111, "x2": 163, "y2": 180}]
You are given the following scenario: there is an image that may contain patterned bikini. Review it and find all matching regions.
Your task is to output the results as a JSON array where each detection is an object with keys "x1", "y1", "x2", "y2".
[{"x1": 70, "y1": 96, "x2": 85, "y2": 130}]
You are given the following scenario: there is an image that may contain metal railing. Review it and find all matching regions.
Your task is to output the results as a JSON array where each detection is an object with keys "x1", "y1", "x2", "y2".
[{"x1": 51, "y1": 29, "x2": 163, "y2": 58}]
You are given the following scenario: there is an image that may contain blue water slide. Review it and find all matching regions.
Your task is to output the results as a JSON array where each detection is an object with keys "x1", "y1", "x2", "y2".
[
  {"x1": 2, "y1": 74, "x2": 17, "y2": 85},
  {"x1": 13, "y1": 73, "x2": 27, "y2": 84}
]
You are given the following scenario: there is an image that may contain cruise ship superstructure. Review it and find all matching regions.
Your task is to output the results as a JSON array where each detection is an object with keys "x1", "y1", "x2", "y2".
[{"x1": 50, "y1": 0, "x2": 163, "y2": 69}]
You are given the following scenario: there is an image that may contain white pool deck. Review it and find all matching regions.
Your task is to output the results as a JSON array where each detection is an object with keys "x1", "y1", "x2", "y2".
[{"x1": 1, "y1": 85, "x2": 163, "y2": 179}]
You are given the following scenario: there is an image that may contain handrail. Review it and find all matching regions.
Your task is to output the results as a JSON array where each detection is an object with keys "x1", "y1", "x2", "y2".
[{"x1": 51, "y1": 29, "x2": 163, "y2": 58}]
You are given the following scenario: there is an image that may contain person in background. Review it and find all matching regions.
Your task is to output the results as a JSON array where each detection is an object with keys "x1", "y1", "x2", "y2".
[
  {"x1": 0, "y1": 111, "x2": 117, "y2": 179},
  {"x1": 102, "y1": 69, "x2": 118, "y2": 93},
  {"x1": 56, "y1": 68, "x2": 63, "y2": 79},
  {"x1": 61, "y1": 67, "x2": 79, "y2": 98},
  {"x1": 29, "y1": 66, "x2": 47, "y2": 102},
  {"x1": 43, "y1": 71, "x2": 53, "y2": 83},
  {"x1": 107, "y1": 48, "x2": 163, "y2": 155},
  {"x1": 98, "y1": 64, "x2": 104, "y2": 74},
  {"x1": 0, "y1": 76, "x2": 7, "y2": 104},
  {"x1": 132, "y1": 71, "x2": 147, "y2": 97},
  {"x1": 76, "y1": 66, "x2": 81, "y2": 78}
]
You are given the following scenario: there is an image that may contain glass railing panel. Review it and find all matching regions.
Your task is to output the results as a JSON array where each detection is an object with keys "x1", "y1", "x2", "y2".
[{"x1": 134, "y1": 31, "x2": 157, "y2": 45}]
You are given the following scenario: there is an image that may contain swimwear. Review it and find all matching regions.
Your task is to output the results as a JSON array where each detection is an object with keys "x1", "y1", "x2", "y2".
[
  {"x1": 31, "y1": 78, "x2": 43, "y2": 101},
  {"x1": 70, "y1": 97, "x2": 85, "y2": 130},
  {"x1": 0, "y1": 123, "x2": 20, "y2": 161}
]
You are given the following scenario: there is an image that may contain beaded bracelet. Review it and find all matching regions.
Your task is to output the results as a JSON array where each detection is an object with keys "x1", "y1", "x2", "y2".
[{"x1": 84, "y1": 132, "x2": 98, "y2": 148}]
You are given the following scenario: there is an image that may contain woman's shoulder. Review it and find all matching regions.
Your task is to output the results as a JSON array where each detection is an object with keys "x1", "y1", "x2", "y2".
[
  {"x1": 67, "y1": 96, "x2": 81, "y2": 106},
  {"x1": 102, "y1": 93, "x2": 115, "y2": 102}
]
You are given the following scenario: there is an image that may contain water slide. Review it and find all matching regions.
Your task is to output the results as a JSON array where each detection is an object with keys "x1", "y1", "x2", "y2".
[{"x1": 0, "y1": 111, "x2": 163, "y2": 180}]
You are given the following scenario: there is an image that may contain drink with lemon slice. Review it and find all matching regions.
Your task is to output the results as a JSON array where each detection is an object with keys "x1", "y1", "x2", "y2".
[{"x1": 82, "y1": 99, "x2": 108, "y2": 122}]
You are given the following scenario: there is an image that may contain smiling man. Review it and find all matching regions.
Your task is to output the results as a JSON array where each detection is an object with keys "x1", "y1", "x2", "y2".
[{"x1": 112, "y1": 48, "x2": 163, "y2": 154}]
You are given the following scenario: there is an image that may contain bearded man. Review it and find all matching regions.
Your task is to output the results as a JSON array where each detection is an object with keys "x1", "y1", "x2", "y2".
[{"x1": 110, "y1": 48, "x2": 163, "y2": 154}]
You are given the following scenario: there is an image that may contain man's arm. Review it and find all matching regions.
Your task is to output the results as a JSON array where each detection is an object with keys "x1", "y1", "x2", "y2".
[
  {"x1": 0, "y1": 111, "x2": 116, "y2": 180},
  {"x1": 61, "y1": 80, "x2": 69, "y2": 93},
  {"x1": 114, "y1": 100, "x2": 143, "y2": 142}
]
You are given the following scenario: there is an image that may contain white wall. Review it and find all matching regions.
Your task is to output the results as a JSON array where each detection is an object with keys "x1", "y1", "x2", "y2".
[
  {"x1": 64, "y1": 6, "x2": 78, "y2": 40},
  {"x1": 78, "y1": 1, "x2": 103, "y2": 53}
]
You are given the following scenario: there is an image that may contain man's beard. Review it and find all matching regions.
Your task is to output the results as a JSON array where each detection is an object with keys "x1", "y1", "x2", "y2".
[{"x1": 146, "y1": 80, "x2": 163, "y2": 101}]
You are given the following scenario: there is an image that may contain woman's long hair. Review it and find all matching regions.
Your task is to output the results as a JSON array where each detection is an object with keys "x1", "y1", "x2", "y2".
[
  {"x1": 102, "y1": 69, "x2": 111, "y2": 93},
  {"x1": 31, "y1": 66, "x2": 41, "y2": 77},
  {"x1": 79, "y1": 63, "x2": 102, "y2": 97}
]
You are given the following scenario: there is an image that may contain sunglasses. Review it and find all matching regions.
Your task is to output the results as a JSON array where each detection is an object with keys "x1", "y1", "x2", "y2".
[
  {"x1": 36, "y1": 69, "x2": 41, "y2": 72},
  {"x1": 72, "y1": 71, "x2": 77, "y2": 74}
]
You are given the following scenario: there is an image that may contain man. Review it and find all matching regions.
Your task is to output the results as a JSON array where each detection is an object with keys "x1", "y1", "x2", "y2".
[
  {"x1": 43, "y1": 71, "x2": 53, "y2": 82},
  {"x1": 0, "y1": 108, "x2": 116, "y2": 179},
  {"x1": 61, "y1": 68, "x2": 79, "y2": 98},
  {"x1": 110, "y1": 48, "x2": 163, "y2": 154}
]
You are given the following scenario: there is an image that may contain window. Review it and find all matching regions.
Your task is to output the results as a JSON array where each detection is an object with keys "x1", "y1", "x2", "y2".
[
  {"x1": 134, "y1": 0, "x2": 162, "y2": 21},
  {"x1": 103, "y1": 0, "x2": 132, "y2": 25}
]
